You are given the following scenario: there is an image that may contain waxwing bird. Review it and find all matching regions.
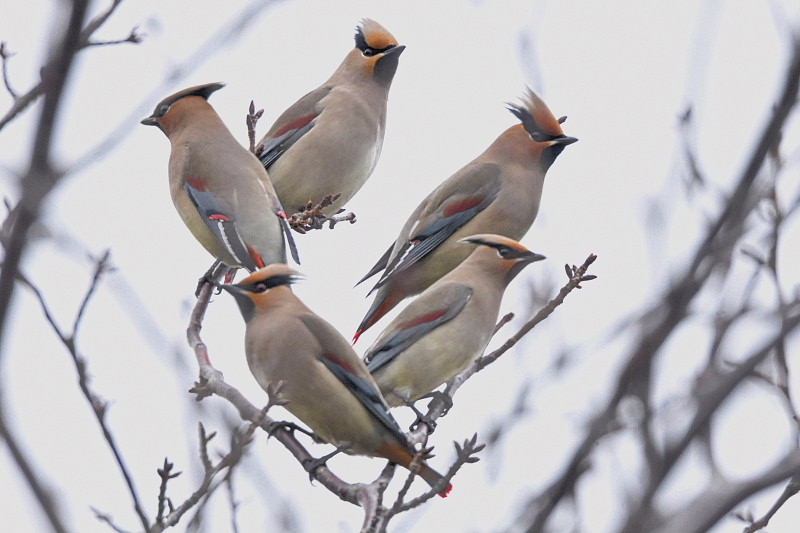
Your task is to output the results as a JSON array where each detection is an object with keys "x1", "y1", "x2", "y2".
[
  {"x1": 255, "y1": 19, "x2": 404, "y2": 216},
  {"x1": 354, "y1": 87, "x2": 575, "y2": 341},
  {"x1": 221, "y1": 265, "x2": 450, "y2": 496},
  {"x1": 141, "y1": 82, "x2": 299, "y2": 272},
  {"x1": 364, "y1": 235, "x2": 545, "y2": 407}
]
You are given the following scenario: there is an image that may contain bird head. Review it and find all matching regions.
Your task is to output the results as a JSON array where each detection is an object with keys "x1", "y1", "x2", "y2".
[
  {"x1": 140, "y1": 82, "x2": 225, "y2": 134},
  {"x1": 220, "y1": 264, "x2": 304, "y2": 322},
  {"x1": 459, "y1": 234, "x2": 546, "y2": 284},
  {"x1": 506, "y1": 87, "x2": 578, "y2": 171},
  {"x1": 352, "y1": 19, "x2": 405, "y2": 85}
]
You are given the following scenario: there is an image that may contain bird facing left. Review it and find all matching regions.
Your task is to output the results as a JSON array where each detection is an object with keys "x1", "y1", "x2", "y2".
[
  {"x1": 220, "y1": 264, "x2": 451, "y2": 497},
  {"x1": 141, "y1": 82, "x2": 299, "y2": 272}
]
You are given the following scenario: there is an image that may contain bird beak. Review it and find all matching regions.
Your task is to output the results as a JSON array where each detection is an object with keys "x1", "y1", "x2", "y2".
[
  {"x1": 140, "y1": 116, "x2": 159, "y2": 126},
  {"x1": 383, "y1": 44, "x2": 406, "y2": 57},
  {"x1": 524, "y1": 252, "x2": 547, "y2": 264},
  {"x1": 220, "y1": 284, "x2": 256, "y2": 323},
  {"x1": 550, "y1": 135, "x2": 578, "y2": 147}
]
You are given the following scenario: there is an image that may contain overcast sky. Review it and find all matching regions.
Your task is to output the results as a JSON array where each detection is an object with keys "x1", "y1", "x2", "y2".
[{"x1": 1, "y1": 0, "x2": 800, "y2": 531}]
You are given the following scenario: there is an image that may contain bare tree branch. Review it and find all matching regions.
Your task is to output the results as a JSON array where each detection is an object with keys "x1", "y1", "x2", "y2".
[
  {"x1": 66, "y1": 0, "x2": 288, "y2": 175},
  {"x1": 411, "y1": 253, "x2": 598, "y2": 443},
  {"x1": 742, "y1": 473, "x2": 800, "y2": 533},
  {"x1": 0, "y1": 411, "x2": 67, "y2": 533},
  {"x1": 0, "y1": 0, "x2": 138, "y2": 131},
  {"x1": 16, "y1": 252, "x2": 152, "y2": 532},
  {"x1": 0, "y1": 5, "x2": 92, "y2": 531},
  {"x1": 516, "y1": 37, "x2": 800, "y2": 533},
  {"x1": 187, "y1": 271, "x2": 364, "y2": 505}
]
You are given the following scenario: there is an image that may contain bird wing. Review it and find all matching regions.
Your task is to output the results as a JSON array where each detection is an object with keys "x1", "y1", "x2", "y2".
[
  {"x1": 257, "y1": 87, "x2": 331, "y2": 169},
  {"x1": 354, "y1": 244, "x2": 393, "y2": 287},
  {"x1": 297, "y1": 314, "x2": 410, "y2": 445},
  {"x1": 184, "y1": 181, "x2": 259, "y2": 271},
  {"x1": 370, "y1": 164, "x2": 501, "y2": 293},
  {"x1": 364, "y1": 283, "x2": 473, "y2": 373},
  {"x1": 277, "y1": 212, "x2": 301, "y2": 265}
]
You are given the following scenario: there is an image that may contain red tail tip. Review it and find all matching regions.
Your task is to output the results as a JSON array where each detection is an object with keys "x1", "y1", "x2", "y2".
[
  {"x1": 438, "y1": 483, "x2": 453, "y2": 498},
  {"x1": 352, "y1": 330, "x2": 363, "y2": 344}
]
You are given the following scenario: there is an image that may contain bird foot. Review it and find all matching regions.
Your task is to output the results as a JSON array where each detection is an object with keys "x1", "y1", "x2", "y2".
[
  {"x1": 195, "y1": 260, "x2": 223, "y2": 297},
  {"x1": 405, "y1": 400, "x2": 438, "y2": 432},
  {"x1": 301, "y1": 447, "x2": 346, "y2": 481},
  {"x1": 266, "y1": 420, "x2": 316, "y2": 439},
  {"x1": 422, "y1": 391, "x2": 453, "y2": 416}
]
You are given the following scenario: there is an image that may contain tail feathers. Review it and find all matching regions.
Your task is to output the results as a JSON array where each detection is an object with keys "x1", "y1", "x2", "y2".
[
  {"x1": 380, "y1": 442, "x2": 452, "y2": 498},
  {"x1": 356, "y1": 244, "x2": 393, "y2": 287},
  {"x1": 419, "y1": 463, "x2": 453, "y2": 498},
  {"x1": 354, "y1": 289, "x2": 403, "y2": 343}
]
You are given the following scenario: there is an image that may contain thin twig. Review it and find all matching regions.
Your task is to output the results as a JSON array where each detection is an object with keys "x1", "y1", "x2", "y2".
[
  {"x1": 85, "y1": 28, "x2": 142, "y2": 47},
  {"x1": 0, "y1": 411, "x2": 67, "y2": 533},
  {"x1": 411, "y1": 253, "x2": 597, "y2": 441},
  {"x1": 153, "y1": 408, "x2": 269, "y2": 531},
  {"x1": 187, "y1": 273, "x2": 363, "y2": 505},
  {"x1": 66, "y1": 0, "x2": 288, "y2": 174},
  {"x1": 743, "y1": 474, "x2": 800, "y2": 533},
  {"x1": 72, "y1": 250, "x2": 112, "y2": 344},
  {"x1": 17, "y1": 257, "x2": 153, "y2": 532},
  {"x1": 0, "y1": 0, "x2": 137, "y2": 130},
  {"x1": 90, "y1": 507, "x2": 132, "y2": 533},
  {"x1": 246, "y1": 100, "x2": 263, "y2": 155},
  {"x1": 0, "y1": 41, "x2": 17, "y2": 98},
  {"x1": 156, "y1": 458, "x2": 181, "y2": 526}
]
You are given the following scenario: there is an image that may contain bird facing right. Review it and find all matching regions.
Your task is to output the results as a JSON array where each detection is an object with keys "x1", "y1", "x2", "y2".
[
  {"x1": 363, "y1": 234, "x2": 545, "y2": 408},
  {"x1": 255, "y1": 19, "x2": 405, "y2": 217},
  {"x1": 354, "y1": 87, "x2": 576, "y2": 341}
]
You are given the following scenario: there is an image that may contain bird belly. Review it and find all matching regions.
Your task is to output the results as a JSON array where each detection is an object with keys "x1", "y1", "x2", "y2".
[{"x1": 269, "y1": 117, "x2": 381, "y2": 215}]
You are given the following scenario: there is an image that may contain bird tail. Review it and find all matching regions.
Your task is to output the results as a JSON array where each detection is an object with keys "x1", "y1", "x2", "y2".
[
  {"x1": 380, "y1": 442, "x2": 452, "y2": 497},
  {"x1": 418, "y1": 462, "x2": 453, "y2": 498},
  {"x1": 353, "y1": 289, "x2": 403, "y2": 343}
]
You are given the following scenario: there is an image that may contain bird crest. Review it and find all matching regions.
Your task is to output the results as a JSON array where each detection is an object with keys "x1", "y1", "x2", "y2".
[
  {"x1": 355, "y1": 18, "x2": 399, "y2": 52},
  {"x1": 145, "y1": 82, "x2": 225, "y2": 121},
  {"x1": 235, "y1": 264, "x2": 304, "y2": 294},
  {"x1": 506, "y1": 87, "x2": 567, "y2": 143},
  {"x1": 459, "y1": 234, "x2": 545, "y2": 262}
]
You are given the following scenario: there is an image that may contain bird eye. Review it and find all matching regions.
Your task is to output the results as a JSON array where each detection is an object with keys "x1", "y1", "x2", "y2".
[
  {"x1": 159, "y1": 104, "x2": 170, "y2": 116},
  {"x1": 363, "y1": 47, "x2": 376, "y2": 57},
  {"x1": 254, "y1": 282, "x2": 269, "y2": 293},
  {"x1": 497, "y1": 246, "x2": 512, "y2": 258}
]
